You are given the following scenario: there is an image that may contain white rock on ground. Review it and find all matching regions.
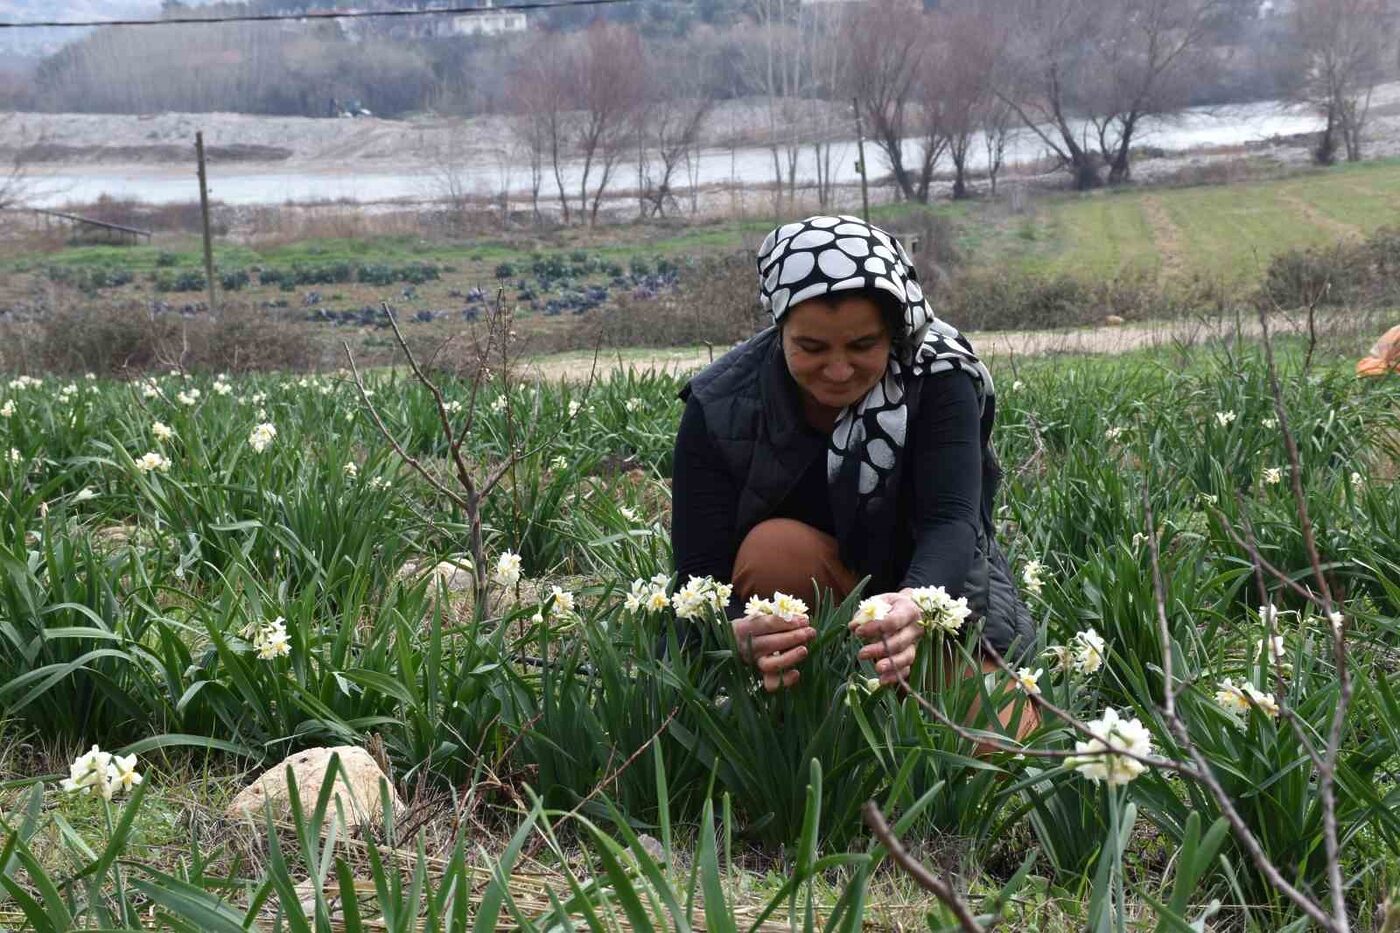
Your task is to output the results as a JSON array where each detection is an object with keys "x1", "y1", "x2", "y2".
[{"x1": 225, "y1": 746, "x2": 401, "y2": 830}]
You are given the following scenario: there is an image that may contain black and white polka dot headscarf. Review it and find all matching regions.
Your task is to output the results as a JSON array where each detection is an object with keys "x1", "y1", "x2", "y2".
[{"x1": 757, "y1": 215, "x2": 995, "y2": 572}]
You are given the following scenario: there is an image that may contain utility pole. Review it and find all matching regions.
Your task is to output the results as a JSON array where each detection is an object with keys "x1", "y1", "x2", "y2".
[
  {"x1": 852, "y1": 98, "x2": 870, "y2": 223},
  {"x1": 195, "y1": 131, "x2": 217, "y2": 318}
]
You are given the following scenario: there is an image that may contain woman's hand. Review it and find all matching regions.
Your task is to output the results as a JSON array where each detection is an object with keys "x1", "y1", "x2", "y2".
[
  {"x1": 849, "y1": 588, "x2": 924, "y2": 686},
  {"x1": 732, "y1": 612, "x2": 816, "y2": 692}
]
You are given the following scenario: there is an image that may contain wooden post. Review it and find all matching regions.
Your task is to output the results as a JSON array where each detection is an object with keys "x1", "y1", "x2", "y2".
[
  {"x1": 195, "y1": 131, "x2": 217, "y2": 317},
  {"x1": 852, "y1": 97, "x2": 870, "y2": 223}
]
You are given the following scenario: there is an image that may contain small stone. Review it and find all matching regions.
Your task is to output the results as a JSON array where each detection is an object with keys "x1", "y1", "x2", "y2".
[
  {"x1": 1103, "y1": 314, "x2": 1125, "y2": 326},
  {"x1": 225, "y1": 745, "x2": 401, "y2": 832}
]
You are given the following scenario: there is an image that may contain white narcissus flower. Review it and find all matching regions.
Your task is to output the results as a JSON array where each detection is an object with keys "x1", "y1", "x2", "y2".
[
  {"x1": 1262, "y1": 416, "x2": 1278, "y2": 430},
  {"x1": 1350, "y1": 471, "x2": 1364, "y2": 489},
  {"x1": 624, "y1": 397, "x2": 644, "y2": 413},
  {"x1": 1021, "y1": 559, "x2": 1045, "y2": 596},
  {"x1": 1216, "y1": 677, "x2": 1280, "y2": 720},
  {"x1": 60, "y1": 744, "x2": 113, "y2": 797},
  {"x1": 619, "y1": 506, "x2": 638, "y2": 522},
  {"x1": 176, "y1": 388, "x2": 201, "y2": 406},
  {"x1": 0, "y1": 399, "x2": 14, "y2": 418},
  {"x1": 491, "y1": 396, "x2": 508, "y2": 414},
  {"x1": 567, "y1": 400, "x2": 582, "y2": 418},
  {"x1": 1043, "y1": 644, "x2": 1074, "y2": 672},
  {"x1": 7, "y1": 448, "x2": 20, "y2": 464},
  {"x1": 343, "y1": 461, "x2": 358, "y2": 478},
  {"x1": 770, "y1": 591, "x2": 808, "y2": 622},
  {"x1": 140, "y1": 380, "x2": 160, "y2": 399},
  {"x1": 106, "y1": 753, "x2": 143, "y2": 797},
  {"x1": 1013, "y1": 667, "x2": 1043, "y2": 695},
  {"x1": 1262, "y1": 466, "x2": 1283, "y2": 485},
  {"x1": 907, "y1": 585, "x2": 971, "y2": 634},
  {"x1": 254, "y1": 616, "x2": 291, "y2": 660},
  {"x1": 672, "y1": 576, "x2": 733, "y2": 620},
  {"x1": 443, "y1": 399, "x2": 463, "y2": 414},
  {"x1": 1104, "y1": 426, "x2": 1125, "y2": 442},
  {"x1": 744, "y1": 595, "x2": 776, "y2": 618},
  {"x1": 152, "y1": 421, "x2": 174, "y2": 442},
  {"x1": 546, "y1": 585, "x2": 575, "y2": 616},
  {"x1": 646, "y1": 589, "x2": 671, "y2": 612},
  {"x1": 1072, "y1": 628, "x2": 1106, "y2": 674},
  {"x1": 854, "y1": 597, "x2": 890, "y2": 625},
  {"x1": 213, "y1": 381, "x2": 233, "y2": 396},
  {"x1": 74, "y1": 487, "x2": 96, "y2": 502},
  {"x1": 549, "y1": 455, "x2": 568, "y2": 471},
  {"x1": 1068, "y1": 707, "x2": 1154, "y2": 785},
  {"x1": 135, "y1": 451, "x2": 171, "y2": 474},
  {"x1": 494, "y1": 550, "x2": 523, "y2": 587},
  {"x1": 1011, "y1": 380, "x2": 1025, "y2": 391},
  {"x1": 368, "y1": 476, "x2": 391, "y2": 491},
  {"x1": 1214, "y1": 410, "x2": 1236, "y2": 428},
  {"x1": 248, "y1": 422, "x2": 277, "y2": 453}
]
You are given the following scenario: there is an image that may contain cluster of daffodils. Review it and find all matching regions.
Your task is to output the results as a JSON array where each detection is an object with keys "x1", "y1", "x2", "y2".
[
  {"x1": 1350, "y1": 471, "x2": 1364, "y2": 489},
  {"x1": 152, "y1": 421, "x2": 174, "y2": 442},
  {"x1": 494, "y1": 550, "x2": 523, "y2": 588},
  {"x1": 1044, "y1": 627, "x2": 1106, "y2": 675},
  {"x1": 567, "y1": 399, "x2": 583, "y2": 418},
  {"x1": 490, "y1": 396, "x2": 508, "y2": 414},
  {"x1": 343, "y1": 461, "x2": 358, "y2": 478},
  {"x1": 213, "y1": 377, "x2": 233, "y2": 396},
  {"x1": 1214, "y1": 677, "x2": 1280, "y2": 720},
  {"x1": 60, "y1": 745, "x2": 143, "y2": 801},
  {"x1": 623, "y1": 573, "x2": 675, "y2": 614},
  {"x1": 0, "y1": 399, "x2": 14, "y2": 418},
  {"x1": 135, "y1": 451, "x2": 171, "y2": 474},
  {"x1": 1066, "y1": 708, "x2": 1155, "y2": 785},
  {"x1": 6, "y1": 448, "x2": 20, "y2": 464},
  {"x1": 248, "y1": 422, "x2": 277, "y2": 453},
  {"x1": 742, "y1": 591, "x2": 808, "y2": 622},
  {"x1": 176, "y1": 387, "x2": 201, "y2": 406},
  {"x1": 7, "y1": 375, "x2": 42, "y2": 390},
  {"x1": 1021, "y1": 559, "x2": 1046, "y2": 597},
  {"x1": 443, "y1": 399, "x2": 464, "y2": 414},
  {"x1": 672, "y1": 575, "x2": 734, "y2": 621},
  {"x1": 1214, "y1": 410, "x2": 1236, "y2": 428},
  {"x1": 245, "y1": 616, "x2": 291, "y2": 659},
  {"x1": 908, "y1": 585, "x2": 971, "y2": 634},
  {"x1": 1104, "y1": 426, "x2": 1126, "y2": 443},
  {"x1": 624, "y1": 397, "x2": 645, "y2": 413},
  {"x1": 1262, "y1": 466, "x2": 1284, "y2": 486}
]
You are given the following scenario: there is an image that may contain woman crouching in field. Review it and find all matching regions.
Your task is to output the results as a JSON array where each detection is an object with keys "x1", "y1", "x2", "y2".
[{"x1": 669, "y1": 214, "x2": 1039, "y2": 745}]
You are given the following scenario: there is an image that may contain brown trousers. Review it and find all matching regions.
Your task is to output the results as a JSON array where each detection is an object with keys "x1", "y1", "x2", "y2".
[{"x1": 732, "y1": 518, "x2": 1039, "y2": 752}]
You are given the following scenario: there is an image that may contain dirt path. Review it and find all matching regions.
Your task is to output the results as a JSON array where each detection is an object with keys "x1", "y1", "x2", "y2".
[
  {"x1": 1140, "y1": 195, "x2": 1189, "y2": 280},
  {"x1": 1275, "y1": 188, "x2": 1363, "y2": 241},
  {"x1": 524, "y1": 314, "x2": 1350, "y2": 382}
]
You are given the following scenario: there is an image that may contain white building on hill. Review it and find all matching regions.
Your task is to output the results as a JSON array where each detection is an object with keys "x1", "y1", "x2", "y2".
[{"x1": 445, "y1": 1, "x2": 528, "y2": 36}]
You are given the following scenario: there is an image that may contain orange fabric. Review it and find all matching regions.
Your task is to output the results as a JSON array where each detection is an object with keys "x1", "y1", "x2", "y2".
[
  {"x1": 1357, "y1": 324, "x2": 1400, "y2": 377},
  {"x1": 732, "y1": 518, "x2": 1038, "y2": 757},
  {"x1": 731, "y1": 517, "x2": 858, "y2": 610}
]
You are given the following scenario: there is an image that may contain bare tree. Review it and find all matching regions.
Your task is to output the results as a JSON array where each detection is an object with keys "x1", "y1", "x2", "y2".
[
  {"x1": 1291, "y1": 0, "x2": 1394, "y2": 164},
  {"x1": 509, "y1": 33, "x2": 578, "y2": 225},
  {"x1": 0, "y1": 115, "x2": 36, "y2": 213},
  {"x1": 924, "y1": 7, "x2": 1000, "y2": 200},
  {"x1": 737, "y1": 0, "x2": 811, "y2": 215},
  {"x1": 980, "y1": 93, "x2": 1014, "y2": 197},
  {"x1": 1083, "y1": 0, "x2": 1224, "y2": 184},
  {"x1": 575, "y1": 22, "x2": 647, "y2": 226},
  {"x1": 994, "y1": 0, "x2": 1107, "y2": 190},
  {"x1": 846, "y1": 0, "x2": 932, "y2": 202},
  {"x1": 637, "y1": 52, "x2": 714, "y2": 219}
]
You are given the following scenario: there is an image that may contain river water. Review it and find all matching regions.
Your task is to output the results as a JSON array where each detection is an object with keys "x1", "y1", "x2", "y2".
[{"x1": 27, "y1": 99, "x2": 1321, "y2": 209}]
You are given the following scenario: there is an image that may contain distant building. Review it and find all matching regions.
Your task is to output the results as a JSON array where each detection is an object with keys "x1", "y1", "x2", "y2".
[{"x1": 445, "y1": 2, "x2": 528, "y2": 36}]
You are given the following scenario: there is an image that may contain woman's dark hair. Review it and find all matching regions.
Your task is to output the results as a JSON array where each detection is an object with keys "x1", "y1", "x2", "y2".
[{"x1": 779, "y1": 289, "x2": 907, "y2": 348}]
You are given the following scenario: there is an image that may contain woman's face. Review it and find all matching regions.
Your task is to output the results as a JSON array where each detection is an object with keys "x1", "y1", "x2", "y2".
[{"x1": 781, "y1": 294, "x2": 893, "y2": 411}]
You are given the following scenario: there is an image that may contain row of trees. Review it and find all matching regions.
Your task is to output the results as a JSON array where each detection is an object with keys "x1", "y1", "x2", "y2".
[
  {"x1": 488, "y1": 0, "x2": 1396, "y2": 226},
  {"x1": 2, "y1": 0, "x2": 1393, "y2": 218}
]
